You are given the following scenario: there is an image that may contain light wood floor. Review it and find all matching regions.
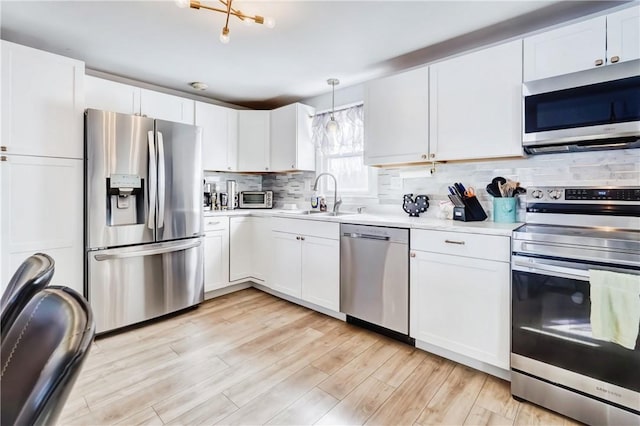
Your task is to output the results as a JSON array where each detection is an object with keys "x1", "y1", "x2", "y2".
[{"x1": 58, "y1": 288, "x2": 580, "y2": 426}]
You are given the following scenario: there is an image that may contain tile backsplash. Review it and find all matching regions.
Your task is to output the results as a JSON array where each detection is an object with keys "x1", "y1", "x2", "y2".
[
  {"x1": 378, "y1": 148, "x2": 640, "y2": 219},
  {"x1": 203, "y1": 172, "x2": 262, "y2": 193},
  {"x1": 204, "y1": 148, "x2": 639, "y2": 216}
]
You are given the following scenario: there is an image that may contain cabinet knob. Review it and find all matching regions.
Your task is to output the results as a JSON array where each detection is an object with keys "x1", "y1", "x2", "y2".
[
  {"x1": 1, "y1": 156, "x2": 6, "y2": 162},
  {"x1": 421, "y1": 154, "x2": 427, "y2": 160},
  {"x1": 296, "y1": 236, "x2": 301, "y2": 240},
  {"x1": 227, "y1": 167, "x2": 231, "y2": 170},
  {"x1": 410, "y1": 252, "x2": 416, "y2": 258},
  {"x1": 610, "y1": 55, "x2": 620, "y2": 63},
  {"x1": 265, "y1": 167, "x2": 269, "y2": 171},
  {"x1": 430, "y1": 153, "x2": 435, "y2": 159},
  {"x1": 595, "y1": 59, "x2": 604, "y2": 66},
  {"x1": 300, "y1": 236, "x2": 305, "y2": 241},
  {"x1": 291, "y1": 164, "x2": 295, "y2": 169},
  {"x1": 1, "y1": 145, "x2": 6, "y2": 152}
]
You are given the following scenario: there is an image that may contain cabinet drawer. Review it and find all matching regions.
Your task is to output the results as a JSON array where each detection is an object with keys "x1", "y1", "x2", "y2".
[
  {"x1": 204, "y1": 216, "x2": 229, "y2": 232},
  {"x1": 411, "y1": 229, "x2": 509, "y2": 262},
  {"x1": 271, "y1": 217, "x2": 339, "y2": 240}
]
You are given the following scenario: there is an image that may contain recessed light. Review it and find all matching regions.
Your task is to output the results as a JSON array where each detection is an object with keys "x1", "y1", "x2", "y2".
[{"x1": 190, "y1": 82, "x2": 208, "y2": 91}]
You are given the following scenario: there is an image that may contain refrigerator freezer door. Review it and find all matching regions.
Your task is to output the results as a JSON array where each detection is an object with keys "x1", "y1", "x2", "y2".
[
  {"x1": 88, "y1": 238, "x2": 204, "y2": 333},
  {"x1": 155, "y1": 120, "x2": 203, "y2": 242},
  {"x1": 85, "y1": 109, "x2": 155, "y2": 249}
]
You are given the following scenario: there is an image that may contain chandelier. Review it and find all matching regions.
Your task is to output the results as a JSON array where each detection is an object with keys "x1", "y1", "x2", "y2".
[{"x1": 176, "y1": 0, "x2": 275, "y2": 44}]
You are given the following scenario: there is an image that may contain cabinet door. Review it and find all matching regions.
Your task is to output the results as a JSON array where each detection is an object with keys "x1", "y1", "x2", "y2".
[
  {"x1": 1, "y1": 41, "x2": 84, "y2": 159},
  {"x1": 301, "y1": 236, "x2": 339, "y2": 311},
  {"x1": 523, "y1": 15, "x2": 606, "y2": 81},
  {"x1": 227, "y1": 109, "x2": 239, "y2": 171},
  {"x1": 238, "y1": 110, "x2": 270, "y2": 172},
  {"x1": 0, "y1": 155, "x2": 83, "y2": 296},
  {"x1": 270, "y1": 103, "x2": 315, "y2": 171},
  {"x1": 204, "y1": 229, "x2": 229, "y2": 292},
  {"x1": 229, "y1": 217, "x2": 253, "y2": 281},
  {"x1": 410, "y1": 250, "x2": 510, "y2": 369},
  {"x1": 140, "y1": 89, "x2": 195, "y2": 124},
  {"x1": 252, "y1": 216, "x2": 271, "y2": 283},
  {"x1": 364, "y1": 67, "x2": 429, "y2": 165},
  {"x1": 607, "y1": 6, "x2": 640, "y2": 65},
  {"x1": 429, "y1": 40, "x2": 523, "y2": 161},
  {"x1": 196, "y1": 101, "x2": 238, "y2": 171},
  {"x1": 269, "y1": 231, "x2": 302, "y2": 298},
  {"x1": 85, "y1": 75, "x2": 141, "y2": 115}
]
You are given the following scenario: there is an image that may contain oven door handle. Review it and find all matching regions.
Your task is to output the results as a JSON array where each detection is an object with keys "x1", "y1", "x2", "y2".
[{"x1": 512, "y1": 259, "x2": 590, "y2": 281}]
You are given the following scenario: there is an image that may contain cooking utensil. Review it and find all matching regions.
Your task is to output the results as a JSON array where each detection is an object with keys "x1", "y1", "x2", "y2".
[{"x1": 486, "y1": 183, "x2": 501, "y2": 197}]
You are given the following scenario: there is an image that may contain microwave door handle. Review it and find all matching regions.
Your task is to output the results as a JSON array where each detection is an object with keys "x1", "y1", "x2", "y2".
[
  {"x1": 147, "y1": 131, "x2": 156, "y2": 230},
  {"x1": 513, "y1": 259, "x2": 590, "y2": 281},
  {"x1": 157, "y1": 131, "x2": 165, "y2": 229}
]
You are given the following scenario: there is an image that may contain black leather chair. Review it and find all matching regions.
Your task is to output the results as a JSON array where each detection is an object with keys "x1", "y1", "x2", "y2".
[
  {"x1": 0, "y1": 286, "x2": 95, "y2": 426},
  {"x1": 0, "y1": 253, "x2": 55, "y2": 337}
]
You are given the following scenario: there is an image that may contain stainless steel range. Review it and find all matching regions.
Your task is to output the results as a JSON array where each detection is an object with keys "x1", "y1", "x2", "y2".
[{"x1": 511, "y1": 186, "x2": 640, "y2": 425}]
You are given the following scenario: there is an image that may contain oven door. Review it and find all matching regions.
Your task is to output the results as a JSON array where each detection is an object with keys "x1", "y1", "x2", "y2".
[{"x1": 511, "y1": 254, "x2": 640, "y2": 411}]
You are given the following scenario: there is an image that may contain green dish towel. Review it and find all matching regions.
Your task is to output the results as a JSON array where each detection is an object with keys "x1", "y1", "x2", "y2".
[{"x1": 590, "y1": 269, "x2": 640, "y2": 350}]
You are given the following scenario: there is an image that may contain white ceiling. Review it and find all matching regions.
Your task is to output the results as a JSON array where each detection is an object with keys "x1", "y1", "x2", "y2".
[{"x1": 0, "y1": 0, "x2": 624, "y2": 108}]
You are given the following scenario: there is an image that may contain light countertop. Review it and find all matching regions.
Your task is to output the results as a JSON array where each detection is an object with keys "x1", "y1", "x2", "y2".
[{"x1": 205, "y1": 209, "x2": 522, "y2": 237}]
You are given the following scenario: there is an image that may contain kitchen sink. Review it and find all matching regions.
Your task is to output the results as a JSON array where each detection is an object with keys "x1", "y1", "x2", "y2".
[{"x1": 282, "y1": 210, "x2": 353, "y2": 217}]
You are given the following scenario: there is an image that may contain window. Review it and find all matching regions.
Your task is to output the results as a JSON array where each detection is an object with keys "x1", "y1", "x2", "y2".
[{"x1": 311, "y1": 104, "x2": 376, "y2": 197}]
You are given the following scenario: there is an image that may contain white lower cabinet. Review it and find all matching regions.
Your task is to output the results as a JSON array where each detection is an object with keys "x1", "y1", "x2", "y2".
[
  {"x1": 252, "y1": 216, "x2": 271, "y2": 282},
  {"x1": 229, "y1": 217, "x2": 254, "y2": 282},
  {"x1": 270, "y1": 218, "x2": 340, "y2": 311},
  {"x1": 228, "y1": 216, "x2": 271, "y2": 283},
  {"x1": 410, "y1": 229, "x2": 511, "y2": 370},
  {"x1": 270, "y1": 231, "x2": 303, "y2": 298},
  {"x1": 301, "y1": 235, "x2": 340, "y2": 311},
  {"x1": 203, "y1": 217, "x2": 229, "y2": 292},
  {"x1": 0, "y1": 155, "x2": 83, "y2": 296}
]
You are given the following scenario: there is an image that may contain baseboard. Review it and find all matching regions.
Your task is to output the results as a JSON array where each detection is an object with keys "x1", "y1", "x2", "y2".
[
  {"x1": 252, "y1": 283, "x2": 346, "y2": 321},
  {"x1": 204, "y1": 282, "x2": 252, "y2": 300},
  {"x1": 415, "y1": 339, "x2": 511, "y2": 381}
]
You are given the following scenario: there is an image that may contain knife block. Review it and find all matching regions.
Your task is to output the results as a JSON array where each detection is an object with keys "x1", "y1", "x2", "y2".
[{"x1": 453, "y1": 196, "x2": 487, "y2": 222}]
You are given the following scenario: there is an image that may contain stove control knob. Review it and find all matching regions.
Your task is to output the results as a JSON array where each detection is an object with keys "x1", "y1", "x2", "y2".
[
  {"x1": 548, "y1": 189, "x2": 563, "y2": 200},
  {"x1": 531, "y1": 189, "x2": 544, "y2": 199}
]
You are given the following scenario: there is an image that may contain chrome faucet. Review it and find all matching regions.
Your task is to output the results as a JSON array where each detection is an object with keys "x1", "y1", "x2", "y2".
[{"x1": 313, "y1": 173, "x2": 341, "y2": 214}]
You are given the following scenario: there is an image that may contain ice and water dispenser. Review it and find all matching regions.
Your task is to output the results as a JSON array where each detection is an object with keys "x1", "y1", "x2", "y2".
[{"x1": 106, "y1": 174, "x2": 145, "y2": 226}]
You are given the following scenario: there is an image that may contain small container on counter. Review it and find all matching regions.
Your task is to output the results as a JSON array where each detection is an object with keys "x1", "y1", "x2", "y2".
[
  {"x1": 493, "y1": 197, "x2": 517, "y2": 223},
  {"x1": 319, "y1": 196, "x2": 327, "y2": 212}
]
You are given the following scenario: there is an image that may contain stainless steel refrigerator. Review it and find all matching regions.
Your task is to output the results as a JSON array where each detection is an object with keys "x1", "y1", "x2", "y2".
[{"x1": 85, "y1": 109, "x2": 204, "y2": 333}]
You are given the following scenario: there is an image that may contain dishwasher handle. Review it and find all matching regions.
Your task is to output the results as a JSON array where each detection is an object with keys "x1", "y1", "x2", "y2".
[{"x1": 342, "y1": 232, "x2": 390, "y2": 241}]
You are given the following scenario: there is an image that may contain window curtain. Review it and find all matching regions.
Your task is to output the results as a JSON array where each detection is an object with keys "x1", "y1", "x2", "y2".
[{"x1": 311, "y1": 104, "x2": 364, "y2": 156}]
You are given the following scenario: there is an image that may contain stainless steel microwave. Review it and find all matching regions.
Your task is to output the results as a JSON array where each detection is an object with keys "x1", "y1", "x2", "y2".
[
  {"x1": 238, "y1": 191, "x2": 273, "y2": 209},
  {"x1": 522, "y1": 60, "x2": 640, "y2": 154}
]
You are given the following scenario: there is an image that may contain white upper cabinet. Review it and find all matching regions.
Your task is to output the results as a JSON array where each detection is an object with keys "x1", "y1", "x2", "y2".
[
  {"x1": 238, "y1": 110, "x2": 270, "y2": 172},
  {"x1": 140, "y1": 88, "x2": 194, "y2": 124},
  {"x1": 270, "y1": 103, "x2": 316, "y2": 171},
  {"x1": 524, "y1": 5, "x2": 639, "y2": 81},
  {"x1": 429, "y1": 40, "x2": 523, "y2": 161},
  {"x1": 364, "y1": 66, "x2": 429, "y2": 166},
  {"x1": 195, "y1": 101, "x2": 238, "y2": 172},
  {"x1": 85, "y1": 75, "x2": 141, "y2": 115},
  {"x1": 606, "y1": 6, "x2": 640, "y2": 66},
  {"x1": 1, "y1": 41, "x2": 84, "y2": 159}
]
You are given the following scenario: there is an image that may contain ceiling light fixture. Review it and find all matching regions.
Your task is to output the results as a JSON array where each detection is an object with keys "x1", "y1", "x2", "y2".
[
  {"x1": 326, "y1": 78, "x2": 340, "y2": 137},
  {"x1": 190, "y1": 81, "x2": 209, "y2": 90},
  {"x1": 176, "y1": 0, "x2": 275, "y2": 44}
]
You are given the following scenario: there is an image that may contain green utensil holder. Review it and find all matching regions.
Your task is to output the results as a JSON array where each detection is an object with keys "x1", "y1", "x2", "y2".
[{"x1": 493, "y1": 197, "x2": 516, "y2": 223}]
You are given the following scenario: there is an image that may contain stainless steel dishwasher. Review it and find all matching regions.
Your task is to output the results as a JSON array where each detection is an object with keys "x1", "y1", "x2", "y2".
[{"x1": 340, "y1": 223, "x2": 411, "y2": 342}]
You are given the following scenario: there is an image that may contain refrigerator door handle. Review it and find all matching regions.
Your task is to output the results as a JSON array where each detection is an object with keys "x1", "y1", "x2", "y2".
[
  {"x1": 93, "y1": 239, "x2": 202, "y2": 261},
  {"x1": 147, "y1": 130, "x2": 157, "y2": 230},
  {"x1": 157, "y1": 131, "x2": 166, "y2": 229}
]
